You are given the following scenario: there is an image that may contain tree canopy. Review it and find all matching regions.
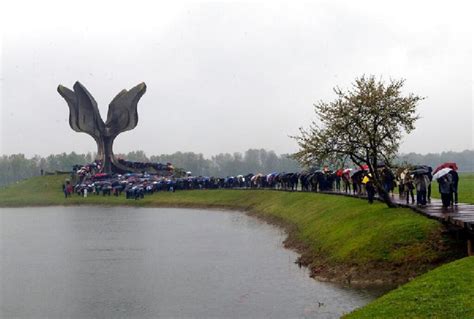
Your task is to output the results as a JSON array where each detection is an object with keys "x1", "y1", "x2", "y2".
[{"x1": 293, "y1": 75, "x2": 423, "y2": 207}]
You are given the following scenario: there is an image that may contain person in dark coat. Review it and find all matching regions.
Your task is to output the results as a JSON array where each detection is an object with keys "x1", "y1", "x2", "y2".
[
  {"x1": 414, "y1": 174, "x2": 430, "y2": 206},
  {"x1": 438, "y1": 174, "x2": 453, "y2": 208},
  {"x1": 365, "y1": 177, "x2": 376, "y2": 204},
  {"x1": 382, "y1": 167, "x2": 395, "y2": 194},
  {"x1": 404, "y1": 175, "x2": 415, "y2": 204},
  {"x1": 427, "y1": 169, "x2": 433, "y2": 203},
  {"x1": 448, "y1": 169, "x2": 459, "y2": 205},
  {"x1": 62, "y1": 183, "x2": 68, "y2": 198}
]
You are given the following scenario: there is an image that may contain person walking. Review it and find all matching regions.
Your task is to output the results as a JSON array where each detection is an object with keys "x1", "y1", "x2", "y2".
[
  {"x1": 449, "y1": 168, "x2": 459, "y2": 205},
  {"x1": 382, "y1": 167, "x2": 395, "y2": 195},
  {"x1": 427, "y1": 169, "x2": 433, "y2": 203},
  {"x1": 62, "y1": 183, "x2": 68, "y2": 198},
  {"x1": 414, "y1": 174, "x2": 430, "y2": 206},
  {"x1": 404, "y1": 174, "x2": 415, "y2": 204},
  {"x1": 365, "y1": 176, "x2": 376, "y2": 204},
  {"x1": 438, "y1": 174, "x2": 453, "y2": 208},
  {"x1": 335, "y1": 174, "x2": 341, "y2": 192}
]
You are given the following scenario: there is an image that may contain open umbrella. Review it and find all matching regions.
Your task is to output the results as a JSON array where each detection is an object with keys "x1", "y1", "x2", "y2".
[
  {"x1": 432, "y1": 167, "x2": 452, "y2": 181},
  {"x1": 410, "y1": 167, "x2": 430, "y2": 176},
  {"x1": 351, "y1": 170, "x2": 365, "y2": 179},
  {"x1": 413, "y1": 165, "x2": 432, "y2": 171},
  {"x1": 433, "y1": 162, "x2": 458, "y2": 174}
]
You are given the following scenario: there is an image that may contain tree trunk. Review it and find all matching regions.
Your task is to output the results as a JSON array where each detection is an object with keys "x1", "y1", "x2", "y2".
[
  {"x1": 369, "y1": 156, "x2": 397, "y2": 208},
  {"x1": 375, "y1": 181, "x2": 397, "y2": 208}
]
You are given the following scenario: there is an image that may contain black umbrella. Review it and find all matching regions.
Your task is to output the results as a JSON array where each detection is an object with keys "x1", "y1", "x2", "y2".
[{"x1": 410, "y1": 168, "x2": 430, "y2": 176}]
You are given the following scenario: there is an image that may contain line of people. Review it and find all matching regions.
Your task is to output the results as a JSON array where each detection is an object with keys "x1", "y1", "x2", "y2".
[{"x1": 63, "y1": 162, "x2": 461, "y2": 208}]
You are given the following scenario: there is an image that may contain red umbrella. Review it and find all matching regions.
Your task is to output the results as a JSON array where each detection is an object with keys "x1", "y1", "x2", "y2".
[
  {"x1": 433, "y1": 162, "x2": 458, "y2": 174},
  {"x1": 336, "y1": 169, "x2": 344, "y2": 177},
  {"x1": 359, "y1": 164, "x2": 369, "y2": 170}
]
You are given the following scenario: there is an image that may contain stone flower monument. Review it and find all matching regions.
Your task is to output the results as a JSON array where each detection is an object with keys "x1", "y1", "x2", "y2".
[{"x1": 57, "y1": 82, "x2": 147, "y2": 174}]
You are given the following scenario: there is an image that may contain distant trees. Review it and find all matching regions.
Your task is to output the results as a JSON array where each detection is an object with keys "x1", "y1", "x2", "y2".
[
  {"x1": 1, "y1": 147, "x2": 472, "y2": 188},
  {"x1": 0, "y1": 149, "x2": 301, "y2": 187},
  {"x1": 0, "y1": 152, "x2": 94, "y2": 186},
  {"x1": 396, "y1": 150, "x2": 474, "y2": 172},
  {"x1": 293, "y1": 76, "x2": 423, "y2": 207}
]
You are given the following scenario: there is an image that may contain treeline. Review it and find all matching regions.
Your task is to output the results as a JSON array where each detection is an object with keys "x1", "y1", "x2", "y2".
[
  {"x1": 397, "y1": 149, "x2": 474, "y2": 172},
  {"x1": 0, "y1": 153, "x2": 95, "y2": 186},
  {"x1": 1, "y1": 149, "x2": 472, "y2": 187},
  {"x1": 0, "y1": 149, "x2": 300, "y2": 187}
]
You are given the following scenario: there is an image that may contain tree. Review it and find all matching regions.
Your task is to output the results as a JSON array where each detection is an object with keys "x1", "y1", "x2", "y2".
[{"x1": 293, "y1": 75, "x2": 423, "y2": 207}]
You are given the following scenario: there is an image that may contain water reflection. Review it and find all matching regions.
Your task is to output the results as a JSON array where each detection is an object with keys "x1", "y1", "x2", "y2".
[{"x1": 1, "y1": 207, "x2": 382, "y2": 318}]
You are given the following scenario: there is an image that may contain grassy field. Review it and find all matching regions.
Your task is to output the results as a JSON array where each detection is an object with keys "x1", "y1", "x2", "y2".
[
  {"x1": 344, "y1": 256, "x2": 474, "y2": 318},
  {"x1": 0, "y1": 175, "x2": 462, "y2": 283}
]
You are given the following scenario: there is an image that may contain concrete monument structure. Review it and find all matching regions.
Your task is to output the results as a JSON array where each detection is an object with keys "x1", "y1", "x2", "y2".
[{"x1": 57, "y1": 82, "x2": 147, "y2": 174}]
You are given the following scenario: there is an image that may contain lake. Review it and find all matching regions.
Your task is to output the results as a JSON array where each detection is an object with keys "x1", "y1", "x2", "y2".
[{"x1": 1, "y1": 207, "x2": 381, "y2": 318}]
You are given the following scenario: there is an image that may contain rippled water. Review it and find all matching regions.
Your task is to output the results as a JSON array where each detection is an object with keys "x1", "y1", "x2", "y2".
[{"x1": 1, "y1": 207, "x2": 381, "y2": 318}]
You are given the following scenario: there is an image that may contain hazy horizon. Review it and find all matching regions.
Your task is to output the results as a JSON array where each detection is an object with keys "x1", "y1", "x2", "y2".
[{"x1": 1, "y1": 0, "x2": 473, "y2": 158}]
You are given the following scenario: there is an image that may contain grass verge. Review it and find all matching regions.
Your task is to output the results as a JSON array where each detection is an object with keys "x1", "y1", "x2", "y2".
[{"x1": 344, "y1": 256, "x2": 474, "y2": 318}]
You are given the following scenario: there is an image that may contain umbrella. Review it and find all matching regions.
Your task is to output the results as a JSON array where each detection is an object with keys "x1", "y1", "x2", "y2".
[
  {"x1": 433, "y1": 162, "x2": 458, "y2": 174},
  {"x1": 351, "y1": 170, "x2": 365, "y2": 178},
  {"x1": 410, "y1": 167, "x2": 430, "y2": 176},
  {"x1": 336, "y1": 169, "x2": 344, "y2": 177},
  {"x1": 432, "y1": 167, "x2": 452, "y2": 181},
  {"x1": 343, "y1": 168, "x2": 353, "y2": 174},
  {"x1": 413, "y1": 165, "x2": 432, "y2": 171},
  {"x1": 359, "y1": 164, "x2": 369, "y2": 170}
]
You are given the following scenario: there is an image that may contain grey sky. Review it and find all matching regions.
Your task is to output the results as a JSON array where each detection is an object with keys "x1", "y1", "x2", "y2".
[{"x1": 1, "y1": 0, "x2": 472, "y2": 157}]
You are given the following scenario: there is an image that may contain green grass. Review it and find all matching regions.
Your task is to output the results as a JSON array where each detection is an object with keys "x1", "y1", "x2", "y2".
[
  {"x1": 454, "y1": 173, "x2": 474, "y2": 204},
  {"x1": 344, "y1": 256, "x2": 474, "y2": 319},
  {"x1": 0, "y1": 175, "x2": 458, "y2": 277}
]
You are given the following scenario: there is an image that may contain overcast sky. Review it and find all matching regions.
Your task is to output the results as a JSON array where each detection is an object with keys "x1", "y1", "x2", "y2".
[{"x1": 1, "y1": 0, "x2": 472, "y2": 158}]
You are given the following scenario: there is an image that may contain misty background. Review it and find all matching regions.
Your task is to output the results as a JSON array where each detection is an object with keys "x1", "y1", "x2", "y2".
[{"x1": 1, "y1": 0, "x2": 472, "y2": 160}]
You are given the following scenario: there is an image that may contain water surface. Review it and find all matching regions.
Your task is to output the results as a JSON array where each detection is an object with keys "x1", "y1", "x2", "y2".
[{"x1": 1, "y1": 207, "x2": 380, "y2": 318}]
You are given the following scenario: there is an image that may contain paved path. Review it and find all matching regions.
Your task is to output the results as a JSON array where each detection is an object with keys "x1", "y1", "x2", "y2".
[{"x1": 391, "y1": 195, "x2": 474, "y2": 235}]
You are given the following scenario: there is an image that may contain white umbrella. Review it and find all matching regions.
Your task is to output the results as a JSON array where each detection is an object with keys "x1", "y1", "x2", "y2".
[{"x1": 432, "y1": 167, "x2": 452, "y2": 181}]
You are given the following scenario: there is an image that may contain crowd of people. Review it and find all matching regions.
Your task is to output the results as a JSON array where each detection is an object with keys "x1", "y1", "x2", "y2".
[
  {"x1": 62, "y1": 161, "x2": 461, "y2": 209},
  {"x1": 116, "y1": 158, "x2": 174, "y2": 172}
]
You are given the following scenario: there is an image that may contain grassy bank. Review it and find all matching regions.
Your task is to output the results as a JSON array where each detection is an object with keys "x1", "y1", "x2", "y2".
[
  {"x1": 0, "y1": 175, "x2": 463, "y2": 285},
  {"x1": 344, "y1": 256, "x2": 474, "y2": 318}
]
